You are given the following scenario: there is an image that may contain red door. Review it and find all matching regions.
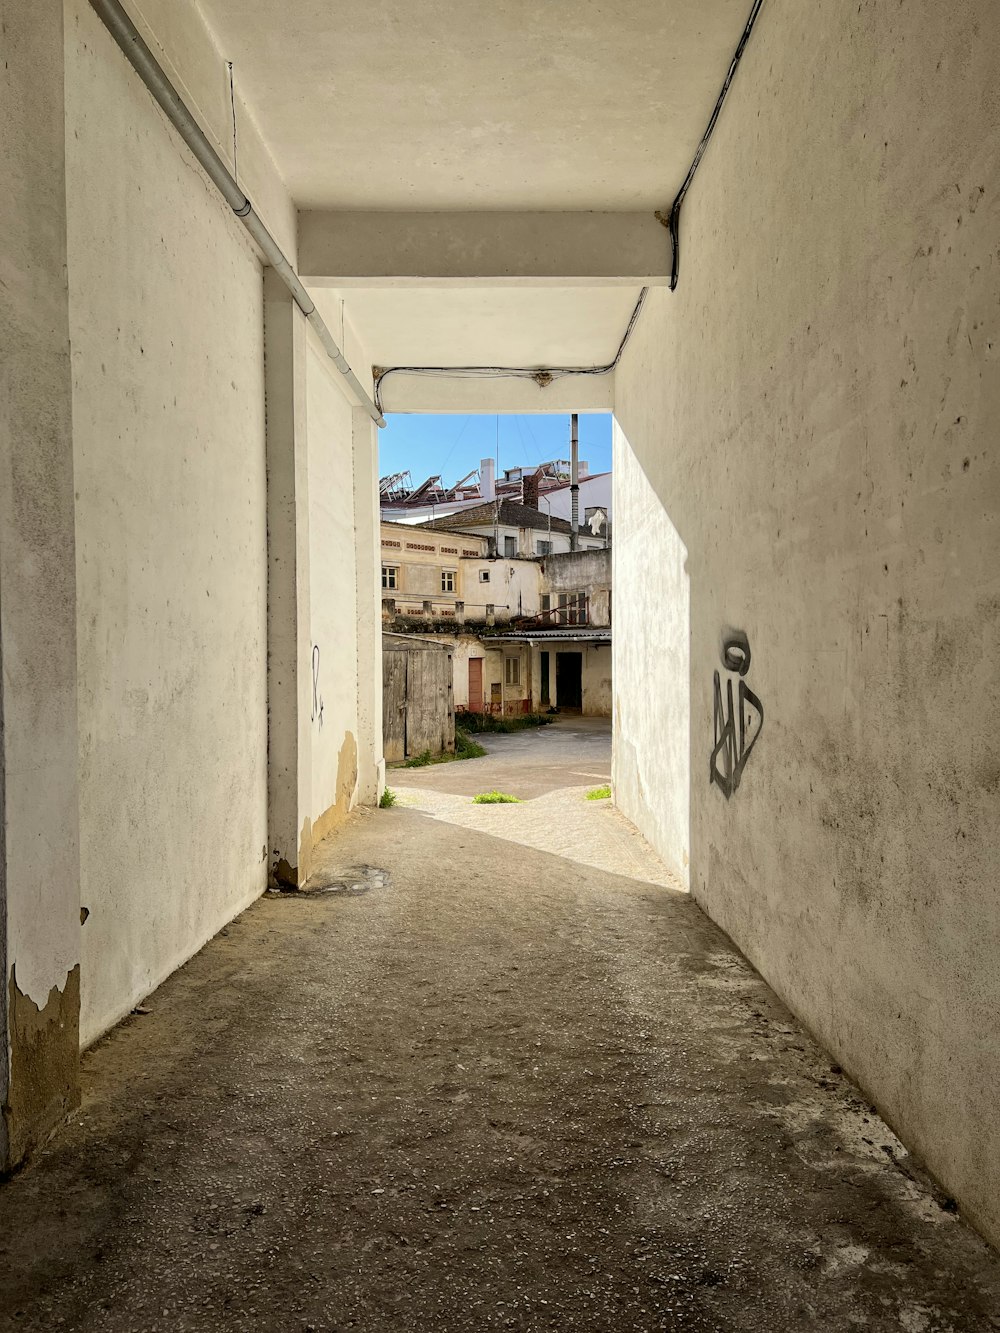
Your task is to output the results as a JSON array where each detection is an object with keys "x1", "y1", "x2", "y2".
[{"x1": 468, "y1": 657, "x2": 484, "y2": 712}]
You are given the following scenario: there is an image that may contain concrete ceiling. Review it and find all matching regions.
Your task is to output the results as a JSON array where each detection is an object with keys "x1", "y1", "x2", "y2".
[{"x1": 197, "y1": 0, "x2": 751, "y2": 210}]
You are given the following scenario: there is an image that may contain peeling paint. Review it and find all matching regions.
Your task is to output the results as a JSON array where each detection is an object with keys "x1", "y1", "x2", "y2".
[{"x1": 3, "y1": 964, "x2": 80, "y2": 1169}]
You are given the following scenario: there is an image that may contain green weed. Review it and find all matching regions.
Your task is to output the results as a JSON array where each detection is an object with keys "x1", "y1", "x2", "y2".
[
  {"x1": 379, "y1": 787, "x2": 397, "y2": 808},
  {"x1": 586, "y1": 784, "x2": 612, "y2": 800},
  {"x1": 457, "y1": 711, "x2": 555, "y2": 734},
  {"x1": 472, "y1": 790, "x2": 522, "y2": 804}
]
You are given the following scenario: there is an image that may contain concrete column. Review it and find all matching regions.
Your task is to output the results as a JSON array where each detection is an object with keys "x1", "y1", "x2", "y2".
[
  {"x1": 264, "y1": 271, "x2": 312, "y2": 886},
  {"x1": 352, "y1": 408, "x2": 385, "y2": 804},
  {"x1": 0, "y1": 4, "x2": 81, "y2": 1165}
]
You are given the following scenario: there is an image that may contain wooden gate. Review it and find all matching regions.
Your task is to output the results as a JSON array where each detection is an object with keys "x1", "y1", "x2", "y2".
[{"x1": 382, "y1": 650, "x2": 407, "y2": 762}]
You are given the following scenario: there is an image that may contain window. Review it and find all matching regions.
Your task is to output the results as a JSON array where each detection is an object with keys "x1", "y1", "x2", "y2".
[
  {"x1": 479, "y1": 569, "x2": 490, "y2": 583},
  {"x1": 503, "y1": 535, "x2": 516, "y2": 557},
  {"x1": 441, "y1": 569, "x2": 456, "y2": 593},
  {"x1": 504, "y1": 656, "x2": 520, "y2": 687},
  {"x1": 536, "y1": 540, "x2": 552, "y2": 556},
  {"x1": 382, "y1": 565, "x2": 398, "y2": 589},
  {"x1": 558, "y1": 592, "x2": 588, "y2": 625}
]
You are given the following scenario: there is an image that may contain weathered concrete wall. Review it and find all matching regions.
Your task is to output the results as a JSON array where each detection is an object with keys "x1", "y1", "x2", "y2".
[
  {"x1": 542, "y1": 549, "x2": 612, "y2": 626},
  {"x1": 67, "y1": 0, "x2": 268, "y2": 1044},
  {"x1": 613, "y1": 0, "x2": 1000, "y2": 1242},
  {"x1": 581, "y1": 646, "x2": 612, "y2": 717},
  {"x1": 0, "y1": 2, "x2": 81, "y2": 1164}
]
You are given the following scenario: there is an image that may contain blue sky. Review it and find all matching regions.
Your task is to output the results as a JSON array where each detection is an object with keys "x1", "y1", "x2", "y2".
[{"x1": 377, "y1": 413, "x2": 613, "y2": 486}]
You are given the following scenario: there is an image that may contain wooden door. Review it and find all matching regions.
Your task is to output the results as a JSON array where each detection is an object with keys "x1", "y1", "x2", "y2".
[{"x1": 468, "y1": 657, "x2": 484, "y2": 712}]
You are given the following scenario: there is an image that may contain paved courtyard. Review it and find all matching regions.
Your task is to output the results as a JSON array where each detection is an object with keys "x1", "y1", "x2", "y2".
[{"x1": 1, "y1": 719, "x2": 998, "y2": 1331}]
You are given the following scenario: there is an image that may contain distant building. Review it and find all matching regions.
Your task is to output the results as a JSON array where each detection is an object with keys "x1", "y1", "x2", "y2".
[
  {"x1": 380, "y1": 521, "x2": 611, "y2": 718},
  {"x1": 414, "y1": 497, "x2": 605, "y2": 558},
  {"x1": 380, "y1": 454, "x2": 613, "y2": 530}
]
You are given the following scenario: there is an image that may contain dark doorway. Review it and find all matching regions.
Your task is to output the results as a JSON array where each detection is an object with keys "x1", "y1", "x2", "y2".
[
  {"x1": 540, "y1": 651, "x2": 550, "y2": 706},
  {"x1": 556, "y1": 652, "x2": 583, "y2": 711}
]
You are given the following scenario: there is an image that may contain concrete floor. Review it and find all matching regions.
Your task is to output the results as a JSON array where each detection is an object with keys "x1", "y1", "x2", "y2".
[{"x1": 2, "y1": 719, "x2": 999, "y2": 1331}]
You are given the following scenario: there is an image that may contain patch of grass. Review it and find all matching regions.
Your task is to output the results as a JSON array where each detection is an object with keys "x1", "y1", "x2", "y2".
[
  {"x1": 472, "y1": 790, "x2": 522, "y2": 804},
  {"x1": 455, "y1": 729, "x2": 487, "y2": 760},
  {"x1": 396, "y1": 728, "x2": 487, "y2": 769},
  {"x1": 457, "y1": 711, "x2": 556, "y2": 734},
  {"x1": 586, "y1": 784, "x2": 612, "y2": 801},
  {"x1": 378, "y1": 787, "x2": 397, "y2": 808}
]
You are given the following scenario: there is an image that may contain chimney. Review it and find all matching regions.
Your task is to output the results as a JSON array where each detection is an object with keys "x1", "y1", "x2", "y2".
[
  {"x1": 522, "y1": 472, "x2": 540, "y2": 510},
  {"x1": 480, "y1": 457, "x2": 495, "y2": 501}
]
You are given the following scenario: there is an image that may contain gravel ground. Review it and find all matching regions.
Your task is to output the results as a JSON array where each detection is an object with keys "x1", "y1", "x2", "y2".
[{"x1": 1, "y1": 719, "x2": 998, "y2": 1331}]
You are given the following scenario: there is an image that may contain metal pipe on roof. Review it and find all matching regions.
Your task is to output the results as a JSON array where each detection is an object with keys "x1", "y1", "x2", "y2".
[
  {"x1": 88, "y1": 0, "x2": 386, "y2": 429},
  {"x1": 570, "y1": 413, "x2": 580, "y2": 552}
]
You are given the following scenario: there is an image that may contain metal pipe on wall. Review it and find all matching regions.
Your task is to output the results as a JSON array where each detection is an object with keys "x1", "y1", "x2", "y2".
[
  {"x1": 570, "y1": 413, "x2": 580, "y2": 551},
  {"x1": 88, "y1": 0, "x2": 386, "y2": 429}
]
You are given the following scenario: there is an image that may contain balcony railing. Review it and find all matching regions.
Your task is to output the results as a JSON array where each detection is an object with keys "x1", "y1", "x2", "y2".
[{"x1": 515, "y1": 596, "x2": 590, "y2": 629}]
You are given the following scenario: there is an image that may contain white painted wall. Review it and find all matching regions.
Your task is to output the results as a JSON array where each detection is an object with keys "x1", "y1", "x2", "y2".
[
  {"x1": 67, "y1": 0, "x2": 269, "y2": 1045},
  {"x1": 612, "y1": 432, "x2": 690, "y2": 885},
  {"x1": 613, "y1": 0, "x2": 1000, "y2": 1244},
  {"x1": 461, "y1": 559, "x2": 541, "y2": 621},
  {"x1": 304, "y1": 334, "x2": 360, "y2": 849},
  {"x1": 544, "y1": 473, "x2": 613, "y2": 527}
]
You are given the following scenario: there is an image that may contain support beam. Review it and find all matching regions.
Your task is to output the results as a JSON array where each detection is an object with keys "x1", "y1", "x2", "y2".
[
  {"x1": 299, "y1": 212, "x2": 670, "y2": 287},
  {"x1": 377, "y1": 371, "x2": 614, "y2": 416},
  {"x1": 0, "y1": 2, "x2": 81, "y2": 1165},
  {"x1": 352, "y1": 409, "x2": 385, "y2": 805},
  {"x1": 264, "y1": 270, "x2": 312, "y2": 888}
]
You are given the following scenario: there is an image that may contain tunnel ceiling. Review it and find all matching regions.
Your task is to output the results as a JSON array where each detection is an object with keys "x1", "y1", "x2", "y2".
[{"x1": 195, "y1": 0, "x2": 751, "y2": 211}]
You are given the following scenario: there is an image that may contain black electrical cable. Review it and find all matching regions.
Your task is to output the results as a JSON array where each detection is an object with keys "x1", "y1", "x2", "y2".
[
  {"x1": 374, "y1": 286, "x2": 648, "y2": 413},
  {"x1": 666, "y1": 0, "x2": 765, "y2": 290}
]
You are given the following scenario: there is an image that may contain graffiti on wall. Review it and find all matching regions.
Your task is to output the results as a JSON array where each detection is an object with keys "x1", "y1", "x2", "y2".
[
  {"x1": 710, "y1": 630, "x2": 763, "y2": 799},
  {"x1": 311, "y1": 643, "x2": 324, "y2": 730}
]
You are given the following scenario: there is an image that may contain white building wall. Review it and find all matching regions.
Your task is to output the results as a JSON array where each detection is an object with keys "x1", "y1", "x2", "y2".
[
  {"x1": 544, "y1": 473, "x2": 613, "y2": 527},
  {"x1": 67, "y1": 0, "x2": 269, "y2": 1044},
  {"x1": 304, "y1": 335, "x2": 360, "y2": 852},
  {"x1": 612, "y1": 434, "x2": 690, "y2": 885},
  {"x1": 613, "y1": 0, "x2": 1000, "y2": 1244}
]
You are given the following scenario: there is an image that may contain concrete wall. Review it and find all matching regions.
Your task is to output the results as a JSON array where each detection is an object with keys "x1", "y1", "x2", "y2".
[
  {"x1": 303, "y1": 335, "x2": 360, "y2": 859},
  {"x1": 613, "y1": 0, "x2": 1000, "y2": 1243},
  {"x1": 0, "y1": 1, "x2": 81, "y2": 1165},
  {"x1": 581, "y1": 646, "x2": 612, "y2": 717},
  {"x1": 613, "y1": 438, "x2": 690, "y2": 884},
  {"x1": 461, "y1": 560, "x2": 541, "y2": 622},
  {"x1": 542, "y1": 549, "x2": 612, "y2": 626},
  {"x1": 67, "y1": 0, "x2": 269, "y2": 1043}
]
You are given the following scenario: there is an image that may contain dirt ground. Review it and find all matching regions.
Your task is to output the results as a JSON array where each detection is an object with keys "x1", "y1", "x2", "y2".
[{"x1": 1, "y1": 718, "x2": 999, "y2": 1331}]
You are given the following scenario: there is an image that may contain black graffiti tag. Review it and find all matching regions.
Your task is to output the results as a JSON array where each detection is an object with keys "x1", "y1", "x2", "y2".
[
  {"x1": 710, "y1": 630, "x2": 763, "y2": 799},
  {"x1": 311, "y1": 643, "x2": 324, "y2": 730}
]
